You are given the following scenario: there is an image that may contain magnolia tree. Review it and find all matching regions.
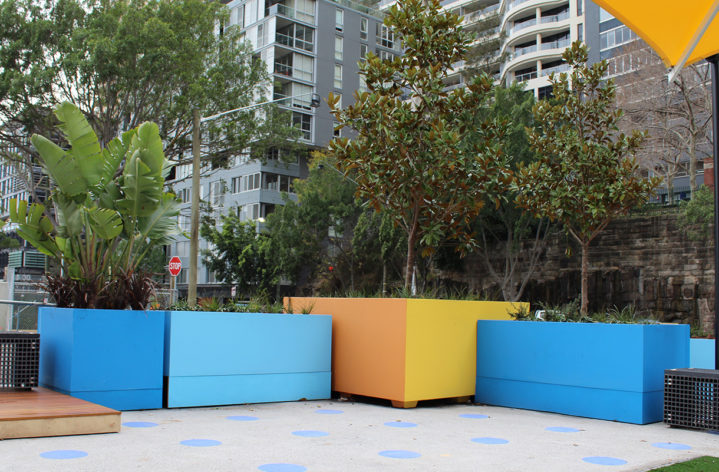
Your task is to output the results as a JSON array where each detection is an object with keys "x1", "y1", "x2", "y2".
[
  {"x1": 328, "y1": 0, "x2": 511, "y2": 289},
  {"x1": 514, "y1": 42, "x2": 660, "y2": 314}
]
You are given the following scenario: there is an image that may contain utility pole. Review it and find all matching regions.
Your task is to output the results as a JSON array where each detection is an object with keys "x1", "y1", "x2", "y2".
[
  {"x1": 188, "y1": 108, "x2": 201, "y2": 306},
  {"x1": 185, "y1": 93, "x2": 319, "y2": 306}
]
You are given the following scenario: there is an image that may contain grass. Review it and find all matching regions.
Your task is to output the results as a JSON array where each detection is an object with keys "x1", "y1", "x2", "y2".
[{"x1": 648, "y1": 457, "x2": 719, "y2": 471}]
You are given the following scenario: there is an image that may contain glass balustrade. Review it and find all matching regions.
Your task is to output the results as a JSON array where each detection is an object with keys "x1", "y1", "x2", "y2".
[
  {"x1": 541, "y1": 38, "x2": 570, "y2": 51},
  {"x1": 275, "y1": 32, "x2": 314, "y2": 52},
  {"x1": 540, "y1": 10, "x2": 569, "y2": 24},
  {"x1": 540, "y1": 63, "x2": 570, "y2": 77},
  {"x1": 510, "y1": 18, "x2": 537, "y2": 35}
]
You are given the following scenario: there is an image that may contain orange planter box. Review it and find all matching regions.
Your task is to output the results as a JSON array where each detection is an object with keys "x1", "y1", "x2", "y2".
[{"x1": 284, "y1": 297, "x2": 524, "y2": 407}]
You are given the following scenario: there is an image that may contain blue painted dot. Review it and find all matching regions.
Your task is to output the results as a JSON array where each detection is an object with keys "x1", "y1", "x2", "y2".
[
  {"x1": 384, "y1": 421, "x2": 418, "y2": 428},
  {"x1": 471, "y1": 437, "x2": 509, "y2": 445},
  {"x1": 582, "y1": 456, "x2": 628, "y2": 466},
  {"x1": 292, "y1": 430, "x2": 329, "y2": 437},
  {"x1": 379, "y1": 450, "x2": 421, "y2": 459},
  {"x1": 258, "y1": 464, "x2": 307, "y2": 472},
  {"x1": 546, "y1": 426, "x2": 580, "y2": 433},
  {"x1": 40, "y1": 450, "x2": 88, "y2": 460},
  {"x1": 123, "y1": 421, "x2": 158, "y2": 428},
  {"x1": 180, "y1": 439, "x2": 222, "y2": 447},
  {"x1": 652, "y1": 442, "x2": 692, "y2": 450},
  {"x1": 315, "y1": 409, "x2": 343, "y2": 414},
  {"x1": 460, "y1": 413, "x2": 489, "y2": 419},
  {"x1": 227, "y1": 415, "x2": 259, "y2": 421}
]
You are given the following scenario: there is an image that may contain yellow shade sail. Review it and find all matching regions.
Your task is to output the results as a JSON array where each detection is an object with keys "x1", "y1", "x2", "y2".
[{"x1": 594, "y1": 0, "x2": 719, "y2": 68}]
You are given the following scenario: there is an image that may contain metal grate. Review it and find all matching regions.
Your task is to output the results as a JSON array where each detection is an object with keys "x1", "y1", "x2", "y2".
[
  {"x1": 0, "y1": 332, "x2": 40, "y2": 390},
  {"x1": 664, "y1": 368, "x2": 719, "y2": 431}
]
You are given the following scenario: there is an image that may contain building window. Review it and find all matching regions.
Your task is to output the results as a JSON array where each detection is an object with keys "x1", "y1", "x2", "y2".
[
  {"x1": 231, "y1": 176, "x2": 241, "y2": 194},
  {"x1": 292, "y1": 112, "x2": 312, "y2": 140},
  {"x1": 333, "y1": 122, "x2": 341, "y2": 138},
  {"x1": 360, "y1": 43, "x2": 368, "y2": 60},
  {"x1": 576, "y1": 0, "x2": 583, "y2": 16},
  {"x1": 577, "y1": 23, "x2": 583, "y2": 41},
  {"x1": 375, "y1": 49, "x2": 394, "y2": 61},
  {"x1": 335, "y1": 8, "x2": 344, "y2": 31},
  {"x1": 377, "y1": 24, "x2": 394, "y2": 49},
  {"x1": 176, "y1": 240, "x2": 190, "y2": 257},
  {"x1": 359, "y1": 73, "x2": 367, "y2": 93},
  {"x1": 334, "y1": 64, "x2": 343, "y2": 89},
  {"x1": 177, "y1": 268, "x2": 187, "y2": 284},
  {"x1": 292, "y1": 53, "x2": 314, "y2": 82},
  {"x1": 360, "y1": 18, "x2": 368, "y2": 40},
  {"x1": 240, "y1": 173, "x2": 261, "y2": 192},
  {"x1": 178, "y1": 215, "x2": 191, "y2": 232},
  {"x1": 335, "y1": 35, "x2": 343, "y2": 61}
]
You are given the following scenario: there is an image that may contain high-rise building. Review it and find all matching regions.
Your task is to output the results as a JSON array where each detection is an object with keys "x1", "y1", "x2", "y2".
[{"x1": 168, "y1": 0, "x2": 393, "y2": 293}]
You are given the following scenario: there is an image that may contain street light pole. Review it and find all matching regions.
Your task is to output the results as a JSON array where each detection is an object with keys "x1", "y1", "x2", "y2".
[{"x1": 186, "y1": 93, "x2": 320, "y2": 306}]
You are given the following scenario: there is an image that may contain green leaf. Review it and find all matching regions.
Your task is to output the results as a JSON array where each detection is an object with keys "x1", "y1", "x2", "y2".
[
  {"x1": 87, "y1": 208, "x2": 123, "y2": 240},
  {"x1": 30, "y1": 135, "x2": 86, "y2": 196},
  {"x1": 54, "y1": 101, "x2": 103, "y2": 188}
]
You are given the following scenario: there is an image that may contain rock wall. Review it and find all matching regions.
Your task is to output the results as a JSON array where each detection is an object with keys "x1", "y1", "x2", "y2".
[{"x1": 452, "y1": 211, "x2": 714, "y2": 329}]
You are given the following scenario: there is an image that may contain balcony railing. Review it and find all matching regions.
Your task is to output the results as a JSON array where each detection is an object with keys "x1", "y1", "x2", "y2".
[
  {"x1": 540, "y1": 63, "x2": 570, "y2": 77},
  {"x1": 541, "y1": 38, "x2": 570, "y2": 51},
  {"x1": 273, "y1": 92, "x2": 313, "y2": 110},
  {"x1": 463, "y1": 4, "x2": 500, "y2": 24},
  {"x1": 276, "y1": 32, "x2": 314, "y2": 53},
  {"x1": 265, "y1": 3, "x2": 315, "y2": 24},
  {"x1": 540, "y1": 10, "x2": 569, "y2": 24},
  {"x1": 274, "y1": 63, "x2": 313, "y2": 82},
  {"x1": 515, "y1": 70, "x2": 537, "y2": 82},
  {"x1": 510, "y1": 18, "x2": 537, "y2": 35},
  {"x1": 512, "y1": 43, "x2": 537, "y2": 59}
]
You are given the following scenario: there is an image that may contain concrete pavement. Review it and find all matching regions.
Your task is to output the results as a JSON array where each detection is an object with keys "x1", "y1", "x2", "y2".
[{"x1": 1, "y1": 399, "x2": 717, "y2": 471}]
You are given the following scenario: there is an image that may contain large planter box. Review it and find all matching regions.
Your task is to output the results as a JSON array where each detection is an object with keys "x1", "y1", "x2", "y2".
[
  {"x1": 475, "y1": 320, "x2": 690, "y2": 424},
  {"x1": 690, "y1": 338, "x2": 715, "y2": 369},
  {"x1": 164, "y1": 311, "x2": 332, "y2": 408},
  {"x1": 38, "y1": 307, "x2": 165, "y2": 411},
  {"x1": 285, "y1": 297, "x2": 523, "y2": 407}
]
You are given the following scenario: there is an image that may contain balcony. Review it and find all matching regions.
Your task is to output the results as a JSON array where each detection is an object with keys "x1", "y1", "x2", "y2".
[
  {"x1": 540, "y1": 10, "x2": 569, "y2": 24},
  {"x1": 511, "y1": 43, "x2": 537, "y2": 60},
  {"x1": 463, "y1": 3, "x2": 500, "y2": 24},
  {"x1": 510, "y1": 18, "x2": 537, "y2": 35},
  {"x1": 276, "y1": 32, "x2": 314, "y2": 53},
  {"x1": 515, "y1": 69, "x2": 538, "y2": 82},
  {"x1": 541, "y1": 38, "x2": 570, "y2": 51},
  {"x1": 540, "y1": 63, "x2": 569, "y2": 77},
  {"x1": 265, "y1": 3, "x2": 314, "y2": 24}
]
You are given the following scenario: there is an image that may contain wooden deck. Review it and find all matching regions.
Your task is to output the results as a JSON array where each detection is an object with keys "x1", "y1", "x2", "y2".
[{"x1": 0, "y1": 388, "x2": 120, "y2": 439}]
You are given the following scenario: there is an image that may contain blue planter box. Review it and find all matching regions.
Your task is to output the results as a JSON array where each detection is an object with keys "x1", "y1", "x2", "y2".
[
  {"x1": 690, "y1": 338, "x2": 715, "y2": 369},
  {"x1": 475, "y1": 320, "x2": 690, "y2": 424},
  {"x1": 164, "y1": 311, "x2": 332, "y2": 408},
  {"x1": 38, "y1": 307, "x2": 165, "y2": 411}
]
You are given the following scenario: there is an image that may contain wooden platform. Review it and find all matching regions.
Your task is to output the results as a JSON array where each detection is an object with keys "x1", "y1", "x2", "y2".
[{"x1": 0, "y1": 388, "x2": 121, "y2": 439}]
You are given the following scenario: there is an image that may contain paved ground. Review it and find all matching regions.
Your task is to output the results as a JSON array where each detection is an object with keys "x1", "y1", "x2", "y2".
[{"x1": 1, "y1": 399, "x2": 718, "y2": 472}]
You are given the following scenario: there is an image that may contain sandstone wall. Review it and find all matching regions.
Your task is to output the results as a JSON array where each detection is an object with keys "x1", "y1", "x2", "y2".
[{"x1": 453, "y1": 211, "x2": 714, "y2": 329}]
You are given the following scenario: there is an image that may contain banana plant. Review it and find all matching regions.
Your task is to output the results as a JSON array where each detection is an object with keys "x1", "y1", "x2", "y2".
[{"x1": 9, "y1": 102, "x2": 181, "y2": 308}]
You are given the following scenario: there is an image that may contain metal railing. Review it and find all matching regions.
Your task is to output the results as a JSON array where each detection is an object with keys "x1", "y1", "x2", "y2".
[
  {"x1": 510, "y1": 18, "x2": 537, "y2": 35},
  {"x1": 515, "y1": 69, "x2": 538, "y2": 82},
  {"x1": 276, "y1": 32, "x2": 314, "y2": 53},
  {"x1": 540, "y1": 63, "x2": 570, "y2": 77},
  {"x1": 541, "y1": 38, "x2": 571, "y2": 51},
  {"x1": 266, "y1": 3, "x2": 315, "y2": 24},
  {"x1": 512, "y1": 43, "x2": 537, "y2": 59},
  {"x1": 540, "y1": 10, "x2": 570, "y2": 24}
]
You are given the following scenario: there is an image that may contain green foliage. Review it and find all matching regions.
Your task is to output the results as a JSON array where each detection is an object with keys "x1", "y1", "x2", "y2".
[
  {"x1": 168, "y1": 295, "x2": 284, "y2": 313},
  {"x1": 514, "y1": 41, "x2": 660, "y2": 314},
  {"x1": 265, "y1": 153, "x2": 363, "y2": 292},
  {"x1": 0, "y1": 0, "x2": 298, "y2": 168},
  {"x1": 200, "y1": 213, "x2": 277, "y2": 299},
  {"x1": 680, "y1": 185, "x2": 713, "y2": 240},
  {"x1": 8, "y1": 102, "x2": 180, "y2": 309},
  {"x1": 510, "y1": 299, "x2": 656, "y2": 324},
  {"x1": 328, "y1": 0, "x2": 512, "y2": 289}
]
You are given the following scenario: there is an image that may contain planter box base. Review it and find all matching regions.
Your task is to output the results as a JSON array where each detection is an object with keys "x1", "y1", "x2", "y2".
[
  {"x1": 166, "y1": 372, "x2": 330, "y2": 408},
  {"x1": 46, "y1": 386, "x2": 163, "y2": 411},
  {"x1": 476, "y1": 378, "x2": 661, "y2": 424}
]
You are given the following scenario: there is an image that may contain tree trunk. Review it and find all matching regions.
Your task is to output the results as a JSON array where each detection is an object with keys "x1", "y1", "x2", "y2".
[
  {"x1": 580, "y1": 240, "x2": 590, "y2": 315},
  {"x1": 405, "y1": 230, "x2": 417, "y2": 291},
  {"x1": 667, "y1": 174, "x2": 674, "y2": 204},
  {"x1": 382, "y1": 262, "x2": 387, "y2": 295}
]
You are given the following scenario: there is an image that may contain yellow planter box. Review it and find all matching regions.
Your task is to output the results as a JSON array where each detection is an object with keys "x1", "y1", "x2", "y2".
[{"x1": 284, "y1": 297, "x2": 525, "y2": 407}]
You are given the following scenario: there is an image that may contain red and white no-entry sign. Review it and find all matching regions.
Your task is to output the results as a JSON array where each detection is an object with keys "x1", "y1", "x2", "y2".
[{"x1": 168, "y1": 256, "x2": 182, "y2": 277}]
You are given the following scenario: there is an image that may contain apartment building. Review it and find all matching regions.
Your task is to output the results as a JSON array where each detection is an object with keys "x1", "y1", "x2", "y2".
[{"x1": 168, "y1": 0, "x2": 394, "y2": 291}]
